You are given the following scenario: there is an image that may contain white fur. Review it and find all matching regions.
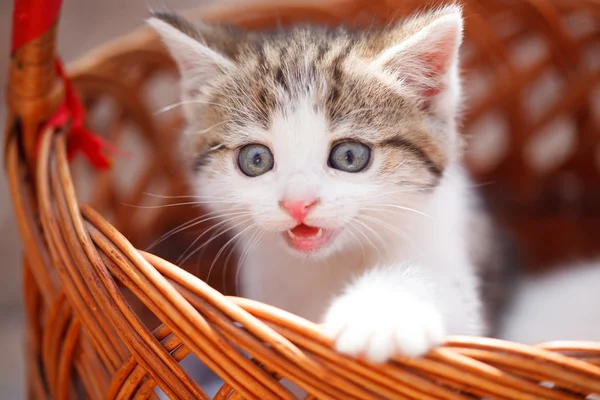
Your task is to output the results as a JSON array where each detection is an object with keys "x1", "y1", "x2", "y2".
[
  {"x1": 151, "y1": 7, "x2": 482, "y2": 363},
  {"x1": 236, "y1": 162, "x2": 484, "y2": 362}
]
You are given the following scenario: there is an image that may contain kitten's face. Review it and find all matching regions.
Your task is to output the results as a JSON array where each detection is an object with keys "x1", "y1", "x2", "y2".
[{"x1": 150, "y1": 7, "x2": 463, "y2": 258}]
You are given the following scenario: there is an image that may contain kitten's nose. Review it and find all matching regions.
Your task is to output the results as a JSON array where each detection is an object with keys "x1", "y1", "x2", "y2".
[{"x1": 279, "y1": 199, "x2": 318, "y2": 223}]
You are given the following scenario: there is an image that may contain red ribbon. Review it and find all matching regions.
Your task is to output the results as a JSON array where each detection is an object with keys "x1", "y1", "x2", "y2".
[
  {"x1": 37, "y1": 60, "x2": 129, "y2": 169},
  {"x1": 12, "y1": 0, "x2": 127, "y2": 169},
  {"x1": 11, "y1": 0, "x2": 63, "y2": 54}
]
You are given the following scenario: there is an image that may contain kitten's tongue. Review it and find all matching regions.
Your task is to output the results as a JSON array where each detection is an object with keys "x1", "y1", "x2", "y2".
[
  {"x1": 285, "y1": 224, "x2": 332, "y2": 252},
  {"x1": 290, "y1": 224, "x2": 321, "y2": 238}
]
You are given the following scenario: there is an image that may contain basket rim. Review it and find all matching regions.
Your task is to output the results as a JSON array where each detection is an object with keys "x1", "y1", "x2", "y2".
[
  {"x1": 66, "y1": 0, "x2": 356, "y2": 77},
  {"x1": 8, "y1": 112, "x2": 600, "y2": 399}
]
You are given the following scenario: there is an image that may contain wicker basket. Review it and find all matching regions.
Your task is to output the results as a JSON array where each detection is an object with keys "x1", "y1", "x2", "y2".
[{"x1": 5, "y1": 0, "x2": 600, "y2": 398}]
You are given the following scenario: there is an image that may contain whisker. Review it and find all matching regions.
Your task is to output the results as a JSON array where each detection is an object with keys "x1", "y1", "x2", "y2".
[
  {"x1": 357, "y1": 215, "x2": 402, "y2": 237},
  {"x1": 373, "y1": 187, "x2": 431, "y2": 196},
  {"x1": 238, "y1": 228, "x2": 262, "y2": 271},
  {"x1": 351, "y1": 218, "x2": 388, "y2": 249},
  {"x1": 368, "y1": 203, "x2": 434, "y2": 219},
  {"x1": 345, "y1": 223, "x2": 367, "y2": 261},
  {"x1": 182, "y1": 120, "x2": 235, "y2": 135},
  {"x1": 347, "y1": 219, "x2": 381, "y2": 262},
  {"x1": 206, "y1": 224, "x2": 256, "y2": 283},
  {"x1": 181, "y1": 208, "x2": 270, "y2": 270},
  {"x1": 394, "y1": 159, "x2": 407, "y2": 170},
  {"x1": 174, "y1": 200, "x2": 248, "y2": 207},
  {"x1": 148, "y1": 214, "x2": 207, "y2": 251},
  {"x1": 222, "y1": 233, "x2": 245, "y2": 293},
  {"x1": 357, "y1": 214, "x2": 423, "y2": 256},
  {"x1": 358, "y1": 187, "x2": 432, "y2": 202},
  {"x1": 235, "y1": 230, "x2": 266, "y2": 296},
  {"x1": 220, "y1": 227, "x2": 258, "y2": 293},
  {"x1": 154, "y1": 100, "x2": 245, "y2": 115},
  {"x1": 178, "y1": 217, "x2": 252, "y2": 265},
  {"x1": 195, "y1": 222, "x2": 237, "y2": 278},
  {"x1": 360, "y1": 206, "x2": 428, "y2": 220},
  {"x1": 122, "y1": 199, "x2": 247, "y2": 210},
  {"x1": 222, "y1": 226, "x2": 262, "y2": 293},
  {"x1": 146, "y1": 209, "x2": 248, "y2": 251},
  {"x1": 122, "y1": 201, "x2": 208, "y2": 209},
  {"x1": 143, "y1": 192, "x2": 200, "y2": 200},
  {"x1": 142, "y1": 192, "x2": 244, "y2": 201}
]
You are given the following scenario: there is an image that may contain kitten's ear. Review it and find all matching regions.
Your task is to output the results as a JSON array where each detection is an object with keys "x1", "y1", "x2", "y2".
[
  {"x1": 147, "y1": 12, "x2": 233, "y2": 90},
  {"x1": 371, "y1": 6, "x2": 463, "y2": 99}
]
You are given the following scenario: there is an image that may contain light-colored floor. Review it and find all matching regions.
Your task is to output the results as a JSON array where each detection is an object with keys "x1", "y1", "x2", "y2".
[{"x1": 0, "y1": 1, "x2": 212, "y2": 397}]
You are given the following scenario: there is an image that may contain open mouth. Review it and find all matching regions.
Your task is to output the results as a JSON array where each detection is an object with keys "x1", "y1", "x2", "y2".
[{"x1": 284, "y1": 224, "x2": 335, "y2": 252}]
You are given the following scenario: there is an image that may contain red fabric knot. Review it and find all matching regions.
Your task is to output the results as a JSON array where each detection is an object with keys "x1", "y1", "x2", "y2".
[
  {"x1": 11, "y1": 0, "x2": 128, "y2": 169},
  {"x1": 38, "y1": 60, "x2": 131, "y2": 169}
]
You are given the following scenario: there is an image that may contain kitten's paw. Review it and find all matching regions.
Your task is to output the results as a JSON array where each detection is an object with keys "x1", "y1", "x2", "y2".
[{"x1": 322, "y1": 291, "x2": 446, "y2": 363}]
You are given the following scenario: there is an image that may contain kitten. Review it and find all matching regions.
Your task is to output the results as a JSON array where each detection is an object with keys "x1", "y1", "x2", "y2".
[{"x1": 148, "y1": 5, "x2": 514, "y2": 363}]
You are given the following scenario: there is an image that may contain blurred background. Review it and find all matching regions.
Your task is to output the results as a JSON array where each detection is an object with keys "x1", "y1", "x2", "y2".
[{"x1": 1, "y1": 0, "x2": 600, "y2": 399}]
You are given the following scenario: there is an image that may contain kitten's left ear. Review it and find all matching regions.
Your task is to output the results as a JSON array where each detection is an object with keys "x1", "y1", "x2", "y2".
[{"x1": 372, "y1": 6, "x2": 463, "y2": 100}]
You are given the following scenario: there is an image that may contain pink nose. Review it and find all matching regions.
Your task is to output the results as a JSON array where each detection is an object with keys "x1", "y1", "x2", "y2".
[{"x1": 280, "y1": 199, "x2": 318, "y2": 222}]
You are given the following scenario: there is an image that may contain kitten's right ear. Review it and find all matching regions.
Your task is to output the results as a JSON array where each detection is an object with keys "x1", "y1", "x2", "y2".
[
  {"x1": 370, "y1": 5, "x2": 463, "y2": 101},
  {"x1": 147, "y1": 13, "x2": 233, "y2": 88}
]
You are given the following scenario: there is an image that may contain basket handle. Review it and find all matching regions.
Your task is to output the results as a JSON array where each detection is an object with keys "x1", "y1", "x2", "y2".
[{"x1": 5, "y1": 0, "x2": 64, "y2": 172}]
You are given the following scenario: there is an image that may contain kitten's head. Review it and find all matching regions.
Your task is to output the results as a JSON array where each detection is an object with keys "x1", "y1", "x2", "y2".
[{"x1": 149, "y1": 6, "x2": 464, "y2": 258}]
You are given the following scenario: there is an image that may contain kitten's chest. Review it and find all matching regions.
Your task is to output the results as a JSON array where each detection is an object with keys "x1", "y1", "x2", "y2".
[{"x1": 239, "y1": 249, "x2": 367, "y2": 322}]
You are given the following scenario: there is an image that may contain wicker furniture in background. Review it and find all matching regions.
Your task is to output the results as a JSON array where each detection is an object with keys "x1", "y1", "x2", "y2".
[{"x1": 4, "y1": 0, "x2": 600, "y2": 398}]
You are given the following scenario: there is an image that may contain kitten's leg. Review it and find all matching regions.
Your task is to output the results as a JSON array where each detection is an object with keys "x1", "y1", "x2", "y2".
[{"x1": 322, "y1": 261, "x2": 483, "y2": 363}]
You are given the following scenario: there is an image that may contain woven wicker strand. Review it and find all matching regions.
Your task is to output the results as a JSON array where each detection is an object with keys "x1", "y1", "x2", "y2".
[{"x1": 4, "y1": 0, "x2": 600, "y2": 398}]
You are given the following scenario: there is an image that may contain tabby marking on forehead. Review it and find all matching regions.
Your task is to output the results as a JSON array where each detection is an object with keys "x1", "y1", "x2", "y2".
[{"x1": 150, "y1": 6, "x2": 464, "y2": 184}]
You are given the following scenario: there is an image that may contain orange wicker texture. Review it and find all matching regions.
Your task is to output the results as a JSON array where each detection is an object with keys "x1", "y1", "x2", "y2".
[{"x1": 4, "y1": 0, "x2": 600, "y2": 398}]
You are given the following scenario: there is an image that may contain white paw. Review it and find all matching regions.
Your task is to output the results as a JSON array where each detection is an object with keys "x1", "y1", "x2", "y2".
[{"x1": 322, "y1": 291, "x2": 446, "y2": 363}]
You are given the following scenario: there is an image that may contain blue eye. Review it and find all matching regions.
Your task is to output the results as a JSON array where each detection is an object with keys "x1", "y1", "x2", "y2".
[
  {"x1": 238, "y1": 144, "x2": 274, "y2": 177},
  {"x1": 329, "y1": 141, "x2": 371, "y2": 173}
]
